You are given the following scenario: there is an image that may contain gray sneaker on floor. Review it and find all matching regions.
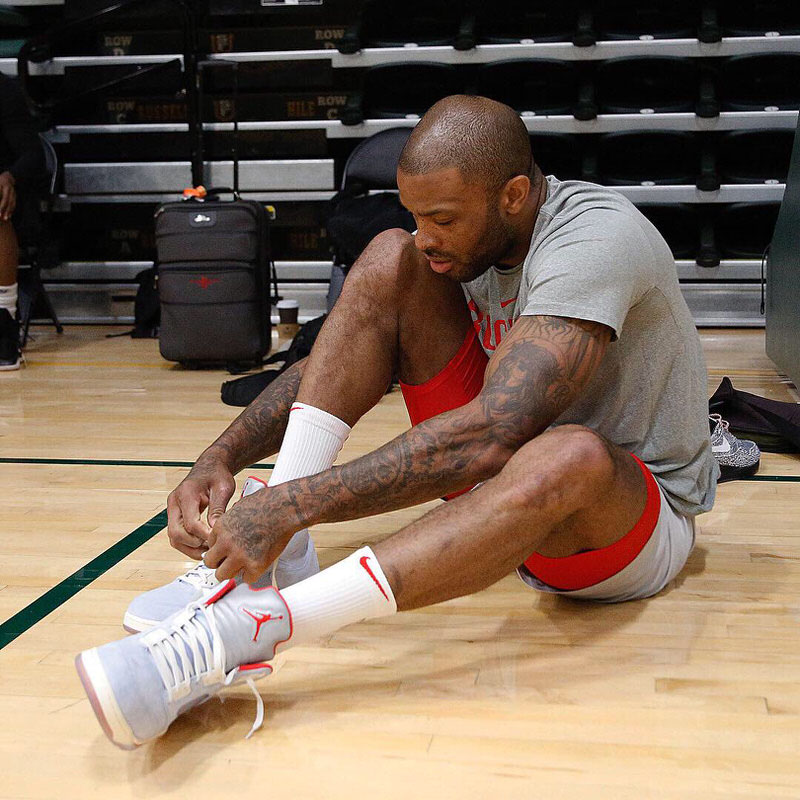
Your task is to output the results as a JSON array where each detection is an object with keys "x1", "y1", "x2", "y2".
[
  {"x1": 78, "y1": 580, "x2": 292, "y2": 749},
  {"x1": 123, "y1": 476, "x2": 319, "y2": 633},
  {"x1": 709, "y1": 413, "x2": 761, "y2": 482}
]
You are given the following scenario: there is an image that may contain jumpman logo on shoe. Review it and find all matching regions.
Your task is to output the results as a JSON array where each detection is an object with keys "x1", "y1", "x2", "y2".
[
  {"x1": 359, "y1": 556, "x2": 390, "y2": 602},
  {"x1": 242, "y1": 607, "x2": 283, "y2": 642}
]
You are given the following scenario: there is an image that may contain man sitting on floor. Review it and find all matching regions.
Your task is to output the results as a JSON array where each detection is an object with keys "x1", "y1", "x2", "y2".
[{"x1": 75, "y1": 95, "x2": 717, "y2": 749}]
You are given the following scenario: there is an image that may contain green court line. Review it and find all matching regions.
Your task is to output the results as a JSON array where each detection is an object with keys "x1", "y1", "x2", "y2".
[
  {"x1": 741, "y1": 475, "x2": 800, "y2": 482},
  {"x1": 0, "y1": 509, "x2": 168, "y2": 651},
  {"x1": 0, "y1": 460, "x2": 795, "y2": 650},
  {"x1": 0, "y1": 457, "x2": 275, "y2": 469}
]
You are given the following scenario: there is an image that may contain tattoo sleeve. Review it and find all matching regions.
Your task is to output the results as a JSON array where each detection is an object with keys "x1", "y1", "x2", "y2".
[
  {"x1": 199, "y1": 358, "x2": 306, "y2": 473},
  {"x1": 268, "y1": 316, "x2": 611, "y2": 529}
]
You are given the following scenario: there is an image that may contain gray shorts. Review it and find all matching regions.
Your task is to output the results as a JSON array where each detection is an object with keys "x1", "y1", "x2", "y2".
[{"x1": 516, "y1": 479, "x2": 696, "y2": 603}]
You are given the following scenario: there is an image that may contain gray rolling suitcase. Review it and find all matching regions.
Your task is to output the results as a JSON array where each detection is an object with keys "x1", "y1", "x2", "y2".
[
  {"x1": 155, "y1": 191, "x2": 272, "y2": 367},
  {"x1": 155, "y1": 60, "x2": 274, "y2": 368}
]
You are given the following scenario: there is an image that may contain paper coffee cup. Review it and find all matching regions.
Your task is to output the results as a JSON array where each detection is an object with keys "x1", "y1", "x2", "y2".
[{"x1": 277, "y1": 299, "x2": 299, "y2": 325}]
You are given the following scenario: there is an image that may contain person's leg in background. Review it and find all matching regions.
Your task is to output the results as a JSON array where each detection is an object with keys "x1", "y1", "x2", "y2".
[{"x1": 0, "y1": 217, "x2": 20, "y2": 370}]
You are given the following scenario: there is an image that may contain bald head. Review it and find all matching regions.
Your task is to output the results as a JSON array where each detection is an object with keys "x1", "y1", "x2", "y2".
[{"x1": 398, "y1": 95, "x2": 533, "y2": 194}]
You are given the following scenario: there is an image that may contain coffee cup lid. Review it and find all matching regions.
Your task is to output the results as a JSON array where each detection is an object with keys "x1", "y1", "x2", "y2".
[{"x1": 276, "y1": 299, "x2": 299, "y2": 309}]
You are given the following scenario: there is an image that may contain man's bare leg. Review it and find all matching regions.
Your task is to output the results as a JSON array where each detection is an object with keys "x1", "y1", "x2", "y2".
[
  {"x1": 296, "y1": 228, "x2": 473, "y2": 425},
  {"x1": 0, "y1": 221, "x2": 20, "y2": 370},
  {"x1": 374, "y1": 423, "x2": 647, "y2": 610},
  {"x1": 0, "y1": 220, "x2": 18, "y2": 286}
]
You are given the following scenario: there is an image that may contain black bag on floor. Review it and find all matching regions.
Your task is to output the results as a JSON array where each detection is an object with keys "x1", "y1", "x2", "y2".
[
  {"x1": 156, "y1": 191, "x2": 271, "y2": 367},
  {"x1": 220, "y1": 314, "x2": 327, "y2": 406},
  {"x1": 709, "y1": 376, "x2": 800, "y2": 453},
  {"x1": 326, "y1": 188, "x2": 415, "y2": 270}
]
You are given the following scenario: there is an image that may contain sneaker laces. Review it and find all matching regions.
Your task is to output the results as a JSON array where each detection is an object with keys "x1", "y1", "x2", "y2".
[
  {"x1": 177, "y1": 563, "x2": 220, "y2": 590},
  {"x1": 141, "y1": 600, "x2": 266, "y2": 739}
]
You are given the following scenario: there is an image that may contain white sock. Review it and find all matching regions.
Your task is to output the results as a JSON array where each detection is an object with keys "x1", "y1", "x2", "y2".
[
  {"x1": 277, "y1": 546, "x2": 397, "y2": 650},
  {"x1": 0, "y1": 283, "x2": 17, "y2": 314},
  {"x1": 268, "y1": 402, "x2": 351, "y2": 580}
]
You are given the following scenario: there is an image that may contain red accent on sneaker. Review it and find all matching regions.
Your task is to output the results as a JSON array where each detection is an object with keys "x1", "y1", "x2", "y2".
[
  {"x1": 242, "y1": 607, "x2": 284, "y2": 642},
  {"x1": 359, "y1": 555, "x2": 390, "y2": 602},
  {"x1": 243, "y1": 476, "x2": 267, "y2": 491},
  {"x1": 239, "y1": 662, "x2": 273, "y2": 673},
  {"x1": 205, "y1": 578, "x2": 237, "y2": 605},
  {"x1": 290, "y1": 405, "x2": 303, "y2": 412},
  {"x1": 239, "y1": 661, "x2": 275, "y2": 675}
]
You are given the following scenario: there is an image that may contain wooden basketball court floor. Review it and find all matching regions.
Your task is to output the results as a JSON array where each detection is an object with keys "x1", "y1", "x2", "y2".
[{"x1": 0, "y1": 326, "x2": 798, "y2": 800}]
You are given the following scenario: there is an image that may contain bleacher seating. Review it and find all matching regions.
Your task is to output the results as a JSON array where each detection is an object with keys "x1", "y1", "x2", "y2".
[{"x1": 6, "y1": 0, "x2": 794, "y2": 327}]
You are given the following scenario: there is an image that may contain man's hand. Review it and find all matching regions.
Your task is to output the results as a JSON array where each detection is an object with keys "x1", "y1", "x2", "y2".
[
  {"x1": 204, "y1": 486, "x2": 299, "y2": 583},
  {"x1": 0, "y1": 172, "x2": 16, "y2": 221},
  {"x1": 166, "y1": 460, "x2": 236, "y2": 559}
]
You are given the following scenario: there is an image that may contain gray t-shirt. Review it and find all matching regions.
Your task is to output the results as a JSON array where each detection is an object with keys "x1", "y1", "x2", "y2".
[{"x1": 464, "y1": 176, "x2": 718, "y2": 516}]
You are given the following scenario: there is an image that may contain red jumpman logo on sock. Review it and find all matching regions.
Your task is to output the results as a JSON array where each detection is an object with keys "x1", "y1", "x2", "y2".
[
  {"x1": 359, "y1": 556, "x2": 390, "y2": 602},
  {"x1": 242, "y1": 608, "x2": 283, "y2": 642}
]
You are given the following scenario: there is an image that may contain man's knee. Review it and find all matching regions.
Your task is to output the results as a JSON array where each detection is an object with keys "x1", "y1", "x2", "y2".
[
  {"x1": 503, "y1": 425, "x2": 619, "y2": 508},
  {"x1": 346, "y1": 228, "x2": 416, "y2": 287}
]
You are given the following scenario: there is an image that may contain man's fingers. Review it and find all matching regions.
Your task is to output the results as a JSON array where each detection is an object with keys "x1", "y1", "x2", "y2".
[
  {"x1": 171, "y1": 489, "x2": 211, "y2": 541},
  {"x1": 174, "y1": 542, "x2": 207, "y2": 561},
  {"x1": 206, "y1": 546, "x2": 241, "y2": 582},
  {"x1": 167, "y1": 495, "x2": 208, "y2": 555},
  {"x1": 203, "y1": 541, "x2": 224, "y2": 570},
  {"x1": 207, "y1": 482, "x2": 234, "y2": 528}
]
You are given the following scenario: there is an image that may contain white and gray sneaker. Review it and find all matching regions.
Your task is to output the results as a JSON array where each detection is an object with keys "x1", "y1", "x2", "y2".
[
  {"x1": 77, "y1": 580, "x2": 292, "y2": 749},
  {"x1": 123, "y1": 476, "x2": 319, "y2": 633},
  {"x1": 709, "y1": 413, "x2": 761, "y2": 482}
]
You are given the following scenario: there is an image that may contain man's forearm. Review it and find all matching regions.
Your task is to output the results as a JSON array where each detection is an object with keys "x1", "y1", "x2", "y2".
[
  {"x1": 273, "y1": 399, "x2": 513, "y2": 530},
  {"x1": 200, "y1": 358, "x2": 306, "y2": 473}
]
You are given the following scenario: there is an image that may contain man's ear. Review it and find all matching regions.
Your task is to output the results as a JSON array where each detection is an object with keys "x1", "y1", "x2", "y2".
[{"x1": 501, "y1": 174, "x2": 531, "y2": 215}]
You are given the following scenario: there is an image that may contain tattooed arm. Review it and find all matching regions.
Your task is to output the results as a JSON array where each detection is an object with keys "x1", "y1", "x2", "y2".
[
  {"x1": 166, "y1": 358, "x2": 306, "y2": 558},
  {"x1": 206, "y1": 316, "x2": 611, "y2": 581}
]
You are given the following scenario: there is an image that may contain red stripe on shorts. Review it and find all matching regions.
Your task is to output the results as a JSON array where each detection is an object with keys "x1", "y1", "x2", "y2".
[
  {"x1": 399, "y1": 328, "x2": 488, "y2": 500},
  {"x1": 522, "y1": 454, "x2": 661, "y2": 591}
]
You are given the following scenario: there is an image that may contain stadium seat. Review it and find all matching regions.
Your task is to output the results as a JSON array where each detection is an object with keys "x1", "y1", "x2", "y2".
[
  {"x1": 720, "y1": 1, "x2": 800, "y2": 36},
  {"x1": 720, "y1": 54, "x2": 800, "y2": 112},
  {"x1": 474, "y1": 0, "x2": 595, "y2": 46},
  {"x1": 476, "y1": 60, "x2": 596, "y2": 120},
  {"x1": 342, "y1": 127, "x2": 413, "y2": 190},
  {"x1": 341, "y1": 63, "x2": 461, "y2": 126},
  {"x1": 593, "y1": 131, "x2": 706, "y2": 187},
  {"x1": 596, "y1": 57, "x2": 719, "y2": 118},
  {"x1": 595, "y1": 0, "x2": 698, "y2": 40},
  {"x1": 531, "y1": 134, "x2": 586, "y2": 181},
  {"x1": 338, "y1": 0, "x2": 470, "y2": 54},
  {"x1": 717, "y1": 131, "x2": 795, "y2": 184},
  {"x1": 717, "y1": 203, "x2": 781, "y2": 259}
]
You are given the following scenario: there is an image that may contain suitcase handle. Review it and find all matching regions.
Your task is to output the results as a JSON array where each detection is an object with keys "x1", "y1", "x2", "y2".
[{"x1": 203, "y1": 186, "x2": 240, "y2": 200}]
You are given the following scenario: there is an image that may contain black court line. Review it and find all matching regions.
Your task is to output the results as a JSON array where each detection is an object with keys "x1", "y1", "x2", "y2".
[
  {"x1": 0, "y1": 457, "x2": 276, "y2": 469},
  {"x1": 0, "y1": 509, "x2": 167, "y2": 650},
  {"x1": 0, "y1": 458, "x2": 796, "y2": 482}
]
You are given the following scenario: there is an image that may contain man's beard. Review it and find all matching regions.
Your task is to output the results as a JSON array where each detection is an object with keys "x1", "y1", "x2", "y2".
[{"x1": 434, "y1": 204, "x2": 518, "y2": 284}]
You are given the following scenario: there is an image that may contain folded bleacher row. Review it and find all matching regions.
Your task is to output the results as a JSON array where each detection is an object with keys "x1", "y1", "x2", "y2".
[{"x1": 2, "y1": 0, "x2": 798, "y2": 326}]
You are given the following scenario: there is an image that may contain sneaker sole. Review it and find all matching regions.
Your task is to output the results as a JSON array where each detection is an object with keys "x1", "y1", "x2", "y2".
[
  {"x1": 0, "y1": 359, "x2": 20, "y2": 371},
  {"x1": 75, "y1": 648, "x2": 141, "y2": 750},
  {"x1": 719, "y1": 458, "x2": 761, "y2": 482},
  {"x1": 122, "y1": 611, "x2": 158, "y2": 634}
]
